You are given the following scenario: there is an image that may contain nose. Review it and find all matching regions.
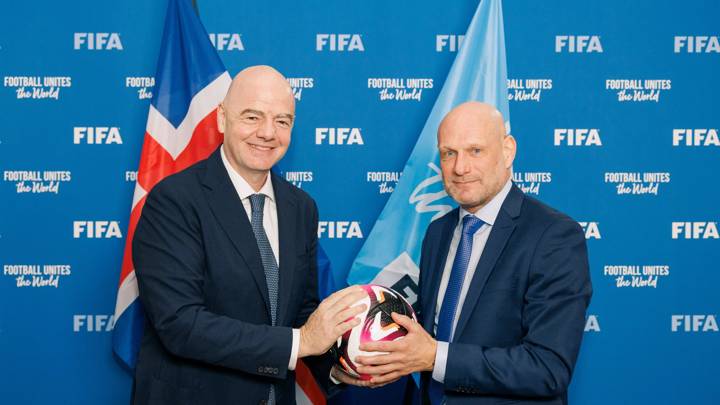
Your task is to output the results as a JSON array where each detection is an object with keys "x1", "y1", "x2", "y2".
[
  {"x1": 453, "y1": 152, "x2": 470, "y2": 176},
  {"x1": 256, "y1": 117, "x2": 276, "y2": 141}
]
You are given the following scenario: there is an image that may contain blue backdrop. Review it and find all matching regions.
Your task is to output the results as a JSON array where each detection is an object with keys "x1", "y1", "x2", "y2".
[{"x1": 1, "y1": 0, "x2": 718, "y2": 404}]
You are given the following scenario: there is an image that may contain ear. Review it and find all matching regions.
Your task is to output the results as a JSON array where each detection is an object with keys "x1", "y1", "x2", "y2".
[
  {"x1": 502, "y1": 135, "x2": 517, "y2": 169},
  {"x1": 216, "y1": 103, "x2": 226, "y2": 134}
]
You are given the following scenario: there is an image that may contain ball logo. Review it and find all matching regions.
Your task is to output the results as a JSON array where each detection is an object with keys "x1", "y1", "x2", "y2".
[
  {"x1": 73, "y1": 221, "x2": 123, "y2": 238},
  {"x1": 674, "y1": 36, "x2": 720, "y2": 53},
  {"x1": 578, "y1": 222, "x2": 601, "y2": 239},
  {"x1": 73, "y1": 127, "x2": 123, "y2": 144},
  {"x1": 507, "y1": 79, "x2": 553, "y2": 102},
  {"x1": 555, "y1": 35, "x2": 603, "y2": 53},
  {"x1": 316, "y1": 34, "x2": 364, "y2": 51},
  {"x1": 436, "y1": 35, "x2": 465, "y2": 52},
  {"x1": 511, "y1": 172, "x2": 552, "y2": 195},
  {"x1": 671, "y1": 222, "x2": 719, "y2": 239},
  {"x1": 73, "y1": 33, "x2": 123, "y2": 50},
  {"x1": 671, "y1": 315, "x2": 718, "y2": 332},
  {"x1": 554, "y1": 129, "x2": 602, "y2": 146},
  {"x1": 208, "y1": 33, "x2": 244, "y2": 51},
  {"x1": 73, "y1": 315, "x2": 115, "y2": 332},
  {"x1": 367, "y1": 78, "x2": 433, "y2": 102},
  {"x1": 287, "y1": 77, "x2": 314, "y2": 101},
  {"x1": 315, "y1": 128, "x2": 364, "y2": 145},
  {"x1": 585, "y1": 315, "x2": 600, "y2": 332},
  {"x1": 318, "y1": 221, "x2": 363, "y2": 239},
  {"x1": 672, "y1": 129, "x2": 719, "y2": 146}
]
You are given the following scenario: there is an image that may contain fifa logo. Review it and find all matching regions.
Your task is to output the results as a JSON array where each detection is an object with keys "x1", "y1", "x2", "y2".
[
  {"x1": 555, "y1": 35, "x2": 603, "y2": 53},
  {"x1": 671, "y1": 222, "x2": 719, "y2": 239},
  {"x1": 315, "y1": 128, "x2": 364, "y2": 145},
  {"x1": 578, "y1": 222, "x2": 601, "y2": 239},
  {"x1": 674, "y1": 36, "x2": 720, "y2": 53},
  {"x1": 73, "y1": 315, "x2": 115, "y2": 332},
  {"x1": 318, "y1": 221, "x2": 363, "y2": 239},
  {"x1": 73, "y1": 33, "x2": 123, "y2": 50},
  {"x1": 73, "y1": 127, "x2": 123, "y2": 144},
  {"x1": 672, "y1": 129, "x2": 720, "y2": 146},
  {"x1": 73, "y1": 221, "x2": 123, "y2": 238},
  {"x1": 671, "y1": 315, "x2": 718, "y2": 332},
  {"x1": 208, "y1": 33, "x2": 244, "y2": 51},
  {"x1": 436, "y1": 35, "x2": 464, "y2": 52},
  {"x1": 316, "y1": 34, "x2": 364, "y2": 51},
  {"x1": 554, "y1": 129, "x2": 602, "y2": 146}
]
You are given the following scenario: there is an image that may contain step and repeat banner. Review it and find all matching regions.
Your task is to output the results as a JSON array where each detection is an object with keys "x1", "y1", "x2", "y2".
[{"x1": 1, "y1": 0, "x2": 717, "y2": 404}]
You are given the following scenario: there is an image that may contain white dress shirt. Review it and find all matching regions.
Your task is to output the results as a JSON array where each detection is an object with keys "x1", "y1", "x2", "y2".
[
  {"x1": 432, "y1": 178, "x2": 513, "y2": 383},
  {"x1": 221, "y1": 146, "x2": 300, "y2": 371}
]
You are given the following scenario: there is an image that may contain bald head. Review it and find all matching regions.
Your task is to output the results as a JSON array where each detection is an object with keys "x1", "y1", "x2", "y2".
[
  {"x1": 217, "y1": 65, "x2": 296, "y2": 191},
  {"x1": 223, "y1": 65, "x2": 295, "y2": 109},
  {"x1": 438, "y1": 101, "x2": 506, "y2": 143},
  {"x1": 437, "y1": 101, "x2": 516, "y2": 213}
]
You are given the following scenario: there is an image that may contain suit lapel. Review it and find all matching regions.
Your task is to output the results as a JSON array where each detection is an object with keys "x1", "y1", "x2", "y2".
[
  {"x1": 423, "y1": 209, "x2": 459, "y2": 335},
  {"x1": 452, "y1": 185, "x2": 524, "y2": 340},
  {"x1": 201, "y1": 148, "x2": 271, "y2": 319},
  {"x1": 272, "y1": 172, "x2": 297, "y2": 326}
]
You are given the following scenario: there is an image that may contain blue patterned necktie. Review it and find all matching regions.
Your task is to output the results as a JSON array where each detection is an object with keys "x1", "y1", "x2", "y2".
[
  {"x1": 249, "y1": 193, "x2": 279, "y2": 404},
  {"x1": 429, "y1": 214, "x2": 485, "y2": 405}
]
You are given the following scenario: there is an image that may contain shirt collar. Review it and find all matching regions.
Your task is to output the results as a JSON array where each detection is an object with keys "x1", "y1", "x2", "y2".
[
  {"x1": 459, "y1": 177, "x2": 512, "y2": 227},
  {"x1": 220, "y1": 145, "x2": 275, "y2": 202}
]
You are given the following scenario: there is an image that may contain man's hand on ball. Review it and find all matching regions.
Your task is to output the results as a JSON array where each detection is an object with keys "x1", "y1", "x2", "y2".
[
  {"x1": 330, "y1": 365, "x2": 375, "y2": 388},
  {"x1": 298, "y1": 285, "x2": 367, "y2": 358},
  {"x1": 355, "y1": 312, "x2": 437, "y2": 385}
]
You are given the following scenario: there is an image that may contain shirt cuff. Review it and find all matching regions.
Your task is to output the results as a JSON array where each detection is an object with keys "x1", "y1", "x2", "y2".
[
  {"x1": 432, "y1": 341, "x2": 449, "y2": 383},
  {"x1": 329, "y1": 367, "x2": 342, "y2": 384},
  {"x1": 289, "y1": 328, "x2": 300, "y2": 370}
]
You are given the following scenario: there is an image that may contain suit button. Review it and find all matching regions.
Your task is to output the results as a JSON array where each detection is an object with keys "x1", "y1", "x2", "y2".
[{"x1": 258, "y1": 366, "x2": 264, "y2": 373}]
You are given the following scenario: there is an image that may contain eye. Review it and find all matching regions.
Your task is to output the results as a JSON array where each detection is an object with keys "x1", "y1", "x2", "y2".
[
  {"x1": 243, "y1": 115, "x2": 260, "y2": 123},
  {"x1": 472, "y1": 148, "x2": 482, "y2": 155},
  {"x1": 276, "y1": 119, "x2": 292, "y2": 128},
  {"x1": 441, "y1": 150, "x2": 456, "y2": 160}
]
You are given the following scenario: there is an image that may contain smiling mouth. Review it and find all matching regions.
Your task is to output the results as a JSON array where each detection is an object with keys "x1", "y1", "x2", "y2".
[{"x1": 248, "y1": 144, "x2": 274, "y2": 152}]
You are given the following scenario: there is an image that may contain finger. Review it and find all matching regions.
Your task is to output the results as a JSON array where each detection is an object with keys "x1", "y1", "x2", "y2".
[
  {"x1": 356, "y1": 362, "x2": 401, "y2": 376},
  {"x1": 334, "y1": 315, "x2": 361, "y2": 336},
  {"x1": 391, "y1": 312, "x2": 416, "y2": 330},
  {"x1": 335, "y1": 303, "x2": 367, "y2": 324},
  {"x1": 355, "y1": 353, "x2": 400, "y2": 366},
  {"x1": 367, "y1": 377, "x2": 401, "y2": 389},
  {"x1": 370, "y1": 371, "x2": 402, "y2": 385},
  {"x1": 323, "y1": 285, "x2": 365, "y2": 308},
  {"x1": 360, "y1": 340, "x2": 400, "y2": 353}
]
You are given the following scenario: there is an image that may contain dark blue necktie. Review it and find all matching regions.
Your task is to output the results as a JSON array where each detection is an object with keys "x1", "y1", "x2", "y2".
[
  {"x1": 249, "y1": 193, "x2": 279, "y2": 405},
  {"x1": 429, "y1": 214, "x2": 484, "y2": 405}
]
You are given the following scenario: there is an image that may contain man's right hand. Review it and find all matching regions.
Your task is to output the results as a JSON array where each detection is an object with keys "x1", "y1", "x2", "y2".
[{"x1": 298, "y1": 285, "x2": 368, "y2": 358}]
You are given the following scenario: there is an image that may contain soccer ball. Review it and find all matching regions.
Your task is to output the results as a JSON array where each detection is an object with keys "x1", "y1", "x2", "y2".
[{"x1": 333, "y1": 284, "x2": 417, "y2": 380}]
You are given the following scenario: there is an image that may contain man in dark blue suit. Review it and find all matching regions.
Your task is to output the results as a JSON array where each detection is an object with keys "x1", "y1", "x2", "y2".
[
  {"x1": 131, "y1": 65, "x2": 367, "y2": 404},
  {"x1": 356, "y1": 102, "x2": 592, "y2": 404}
]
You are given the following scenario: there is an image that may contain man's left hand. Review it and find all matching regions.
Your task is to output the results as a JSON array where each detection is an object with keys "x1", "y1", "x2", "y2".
[{"x1": 355, "y1": 312, "x2": 437, "y2": 385}]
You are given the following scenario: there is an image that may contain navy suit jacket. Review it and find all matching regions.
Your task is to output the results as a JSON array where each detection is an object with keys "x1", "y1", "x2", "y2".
[
  {"x1": 416, "y1": 184, "x2": 592, "y2": 405},
  {"x1": 132, "y1": 148, "x2": 332, "y2": 404}
]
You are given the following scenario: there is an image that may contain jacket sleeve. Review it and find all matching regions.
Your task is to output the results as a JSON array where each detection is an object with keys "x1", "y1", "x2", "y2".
[
  {"x1": 443, "y1": 218, "x2": 593, "y2": 397},
  {"x1": 133, "y1": 182, "x2": 293, "y2": 379}
]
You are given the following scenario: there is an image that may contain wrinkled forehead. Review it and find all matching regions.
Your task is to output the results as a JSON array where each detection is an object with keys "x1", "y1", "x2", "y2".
[{"x1": 224, "y1": 79, "x2": 295, "y2": 114}]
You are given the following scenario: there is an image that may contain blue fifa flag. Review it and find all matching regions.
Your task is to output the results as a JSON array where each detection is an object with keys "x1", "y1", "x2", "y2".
[{"x1": 347, "y1": 0, "x2": 510, "y2": 307}]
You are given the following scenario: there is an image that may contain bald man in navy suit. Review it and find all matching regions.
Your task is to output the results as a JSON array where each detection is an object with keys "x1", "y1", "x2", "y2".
[{"x1": 355, "y1": 102, "x2": 592, "y2": 405}]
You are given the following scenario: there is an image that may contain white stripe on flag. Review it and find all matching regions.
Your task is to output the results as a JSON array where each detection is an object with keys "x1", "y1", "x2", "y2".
[
  {"x1": 114, "y1": 271, "x2": 139, "y2": 319},
  {"x1": 295, "y1": 383, "x2": 313, "y2": 405},
  {"x1": 132, "y1": 183, "x2": 148, "y2": 211},
  {"x1": 146, "y1": 72, "x2": 232, "y2": 160}
]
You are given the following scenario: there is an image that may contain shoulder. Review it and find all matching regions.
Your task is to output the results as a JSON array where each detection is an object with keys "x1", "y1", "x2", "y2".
[
  {"x1": 520, "y1": 193, "x2": 583, "y2": 239},
  {"x1": 272, "y1": 171, "x2": 317, "y2": 212},
  {"x1": 146, "y1": 158, "x2": 208, "y2": 203}
]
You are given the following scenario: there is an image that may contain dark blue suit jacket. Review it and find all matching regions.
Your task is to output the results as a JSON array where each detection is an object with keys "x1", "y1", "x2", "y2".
[
  {"x1": 416, "y1": 184, "x2": 592, "y2": 405},
  {"x1": 132, "y1": 148, "x2": 332, "y2": 404}
]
